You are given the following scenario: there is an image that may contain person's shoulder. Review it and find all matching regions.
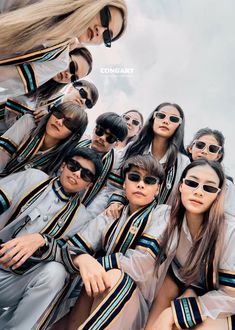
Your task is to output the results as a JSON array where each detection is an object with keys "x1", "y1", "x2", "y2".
[{"x1": 177, "y1": 152, "x2": 190, "y2": 166}]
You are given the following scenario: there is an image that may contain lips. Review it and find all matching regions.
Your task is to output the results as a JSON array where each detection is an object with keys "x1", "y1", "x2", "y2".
[
  {"x1": 51, "y1": 124, "x2": 60, "y2": 131},
  {"x1": 133, "y1": 191, "x2": 145, "y2": 197},
  {"x1": 189, "y1": 199, "x2": 203, "y2": 205},
  {"x1": 67, "y1": 176, "x2": 77, "y2": 185},
  {"x1": 159, "y1": 125, "x2": 169, "y2": 130}
]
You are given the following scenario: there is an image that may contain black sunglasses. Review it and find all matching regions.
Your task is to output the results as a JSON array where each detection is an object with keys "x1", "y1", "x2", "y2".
[
  {"x1": 52, "y1": 109, "x2": 77, "y2": 132},
  {"x1": 100, "y1": 6, "x2": 113, "y2": 48},
  {"x1": 66, "y1": 159, "x2": 95, "y2": 183},
  {"x1": 193, "y1": 140, "x2": 222, "y2": 154},
  {"x1": 69, "y1": 60, "x2": 79, "y2": 83},
  {"x1": 183, "y1": 178, "x2": 221, "y2": 194},
  {"x1": 154, "y1": 112, "x2": 182, "y2": 124},
  {"x1": 95, "y1": 125, "x2": 118, "y2": 144},
  {"x1": 127, "y1": 172, "x2": 159, "y2": 185},
  {"x1": 78, "y1": 88, "x2": 93, "y2": 109}
]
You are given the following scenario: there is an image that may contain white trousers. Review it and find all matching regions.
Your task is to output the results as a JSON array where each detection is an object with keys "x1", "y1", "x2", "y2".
[{"x1": 0, "y1": 262, "x2": 68, "y2": 330}]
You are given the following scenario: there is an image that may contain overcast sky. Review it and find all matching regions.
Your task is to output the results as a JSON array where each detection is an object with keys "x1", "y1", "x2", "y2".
[{"x1": 87, "y1": 0, "x2": 235, "y2": 177}]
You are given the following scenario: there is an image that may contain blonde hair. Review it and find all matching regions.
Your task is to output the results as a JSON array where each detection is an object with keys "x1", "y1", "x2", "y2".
[{"x1": 0, "y1": 0, "x2": 127, "y2": 54}]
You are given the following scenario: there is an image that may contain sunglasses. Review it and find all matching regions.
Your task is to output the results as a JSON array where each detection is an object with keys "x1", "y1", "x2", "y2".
[
  {"x1": 154, "y1": 112, "x2": 182, "y2": 124},
  {"x1": 127, "y1": 172, "x2": 159, "y2": 185},
  {"x1": 78, "y1": 88, "x2": 93, "y2": 109},
  {"x1": 95, "y1": 125, "x2": 118, "y2": 144},
  {"x1": 52, "y1": 109, "x2": 77, "y2": 132},
  {"x1": 123, "y1": 115, "x2": 140, "y2": 127},
  {"x1": 193, "y1": 140, "x2": 222, "y2": 154},
  {"x1": 69, "y1": 60, "x2": 79, "y2": 83},
  {"x1": 100, "y1": 6, "x2": 113, "y2": 47},
  {"x1": 183, "y1": 178, "x2": 221, "y2": 194},
  {"x1": 66, "y1": 159, "x2": 95, "y2": 182}
]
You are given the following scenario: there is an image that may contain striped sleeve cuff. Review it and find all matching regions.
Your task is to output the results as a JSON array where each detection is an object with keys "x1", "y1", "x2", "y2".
[
  {"x1": 219, "y1": 269, "x2": 235, "y2": 291},
  {"x1": 107, "y1": 193, "x2": 128, "y2": 207},
  {"x1": 0, "y1": 187, "x2": 11, "y2": 214},
  {"x1": 136, "y1": 234, "x2": 166, "y2": 263},
  {"x1": 108, "y1": 171, "x2": 124, "y2": 188},
  {"x1": 97, "y1": 253, "x2": 121, "y2": 271},
  {"x1": 171, "y1": 297, "x2": 205, "y2": 329},
  {"x1": 0, "y1": 136, "x2": 17, "y2": 156},
  {"x1": 60, "y1": 245, "x2": 81, "y2": 275},
  {"x1": 16, "y1": 63, "x2": 38, "y2": 94}
]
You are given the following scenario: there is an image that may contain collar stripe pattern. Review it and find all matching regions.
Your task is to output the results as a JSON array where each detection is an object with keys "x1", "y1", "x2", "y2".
[{"x1": 0, "y1": 42, "x2": 68, "y2": 66}]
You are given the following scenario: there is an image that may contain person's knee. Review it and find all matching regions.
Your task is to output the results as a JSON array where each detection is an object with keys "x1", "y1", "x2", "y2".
[{"x1": 32, "y1": 262, "x2": 68, "y2": 291}]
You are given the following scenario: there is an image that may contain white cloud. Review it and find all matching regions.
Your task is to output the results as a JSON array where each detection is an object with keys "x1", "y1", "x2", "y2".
[{"x1": 86, "y1": 0, "x2": 235, "y2": 178}]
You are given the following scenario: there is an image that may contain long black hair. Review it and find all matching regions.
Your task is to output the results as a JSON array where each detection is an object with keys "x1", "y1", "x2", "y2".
[{"x1": 123, "y1": 102, "x2": 186, "y2": 171}]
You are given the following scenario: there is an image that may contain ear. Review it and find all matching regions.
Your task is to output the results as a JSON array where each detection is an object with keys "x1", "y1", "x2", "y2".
[
  {"x1": 179, "y1": 182, "x2": 183, "y2": 193},
  {"x1": 123, "y1": 181, "x2": 126, "y2": 189},
  {"x1": 154, "y1": 184, "x2": 160, "y2": 197},
  {"x1": 215, "y1": 152, "x2": 223, "y2": 161},
  {"x1": 188, "y1": 146, "x2": 192, "y2": 155},
  {"x1": 60, "y1": 162, "x2": 66, "y2": 173}
]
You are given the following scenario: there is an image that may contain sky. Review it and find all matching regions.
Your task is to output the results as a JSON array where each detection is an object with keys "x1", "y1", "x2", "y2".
[{"x1": 86, "y1": 0, "x2": 235, "y2": 178}]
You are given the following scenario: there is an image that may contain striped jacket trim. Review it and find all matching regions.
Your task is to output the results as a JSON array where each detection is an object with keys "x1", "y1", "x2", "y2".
[
  {"x1": 171, "y1": 297, "x2": 205, "y2": 329},
  {"x1": 79, "y1": 273, "x2": 137, "y2": 330}
]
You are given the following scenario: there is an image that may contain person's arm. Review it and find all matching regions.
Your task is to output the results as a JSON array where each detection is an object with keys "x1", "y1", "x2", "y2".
[
  {"x1": 0, "y1": 114, "x2": 35, "y2": 171},
  {"x1": 171, "y1": 216, "x2": 235, "y2": 329}
]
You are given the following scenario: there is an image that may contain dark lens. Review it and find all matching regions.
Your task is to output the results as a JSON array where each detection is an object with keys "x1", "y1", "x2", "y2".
[
  {"x1": 155, "y1": 112, "x2": 166, "y2": 120},
  {"x1": 66, "y1": 159, "x2": 80, "y2": 172},
  {"x1": 79, "y1": 88, "x2": 87, "y2": 99},
  {"x1": 69, "y1": 61, "x2": 76, "y2": 75},
  {"x1": 63, "y1": 118, "x2": 76, "y2": 131},
  {"x1": 106, "y1": 134, "x2": 117, "y2": 144},
  {"x1": 144, "y1": 176, "x2": 158, "y2": 185},
  {"x1": 85, "y1": 99, "x2": 93, "y2": 109},
  {"x1": 53, "y1": 110, "x2": 64, "y2": 119},
  {"x1": 184, "y1": 179, "x2": 199, "y2": 188},
  {"x1": 128, "y1": 173, "x2": 141, "y2": 182},
  {"x1": 203, "y1": 185, "x2": 219, "y2": 193},
  {"x1": 95, "y1": 126, "x2": 105, "y2": 137},
  {"x1": 80, "y1": 168, "x2": 94, "y2": 183},
  {"x1": 71, "y1": 74, "x2": 78, "y2": 83},
  {"x1": 195, "y1": 141, "x2": 206, "y2": 150},
  {"x1": 103, "y1": 29, "x2": 112, "y2": 48},
  {"x1": 169, "y1": 116, "x2": 180, "y2": 123},
  {"x1": 123, "y1": 115, "x2": 130, "y2": 122},
  {"x1": 208, "y1": 144, "x2": 220, "y2": 153},
  {"x1": 100, "y1": 6, "x2": 111, "y2": 27},
  {"x1": 132, "y1": 119, "x2": 140, "y2": 126}
]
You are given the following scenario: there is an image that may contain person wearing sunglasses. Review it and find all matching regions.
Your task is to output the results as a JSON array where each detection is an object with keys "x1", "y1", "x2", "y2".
[
  {"x1": 0, "y1": 47, "x2": 93, "y2": 134},
  {"x1": 45, "y1": 154, "x2": 167, "y2": 330},
  {"x1": 187, "y1": 127, "x2": 235, "y2": 219},
  {"x1": 0, "y1": 147, "x2": 103, "y2": 329},
  {"x1": 107, "y1": 103, "x2": 190, "y2": 220},
  {"x1": 0, "y1": 102, "x2": 88, "y2": 176},
  {"x1": 0, "y1": 0, "x2": 127, "y2": 101},
  {"x1": 145, "y1": 158, "x2": 235, "y2": 330},
  {"x1": 115, "y1": 110, "x2": 144, "y2": 151},
  {"x1": 63, "y1": 80, "x2": 99, "y2": 111}
]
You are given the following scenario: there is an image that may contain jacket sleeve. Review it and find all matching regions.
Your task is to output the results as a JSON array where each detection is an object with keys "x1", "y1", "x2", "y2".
[{"x1": 171, "y1": 215, "x2": 235, "y2": 329}]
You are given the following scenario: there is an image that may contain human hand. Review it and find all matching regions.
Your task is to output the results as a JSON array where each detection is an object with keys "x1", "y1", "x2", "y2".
[
  {"x1": 104, "y1": 202, "x2": 124, "y2": 220},
  {"x1": 73, "y1": 254, "x2": 111, "y2": 297},
  {"x1": 154, "y1": 307, "x2": 175, "y2": 330},
  {"x1": 0, "y1": 233, "x2": 45, "y2": 270},
  {"x1": 33, "y1": 107, "x2": 48, "y2": 123}
]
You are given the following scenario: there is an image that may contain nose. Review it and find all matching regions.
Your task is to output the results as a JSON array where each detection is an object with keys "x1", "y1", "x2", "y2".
[
  {"x1": 55, "y1": 117, "x2": 63, "y2": 126},
  {"x1": 193, "y1": 185, "x2": 204, "y2": 196},
  {"x1": 137, "y1": 180, "x2": 145, "y2": 189},
  {"x1": 95, "y1": 25, "x2": 106, "y2": 37},
  {"x1": 163, "y1": 116, "x2": 170, "y2": 125}
]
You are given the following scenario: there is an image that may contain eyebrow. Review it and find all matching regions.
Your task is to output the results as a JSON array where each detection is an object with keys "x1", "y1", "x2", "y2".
[{"x1": 188, "y1": 175, "x2": 218, "y2": 185}]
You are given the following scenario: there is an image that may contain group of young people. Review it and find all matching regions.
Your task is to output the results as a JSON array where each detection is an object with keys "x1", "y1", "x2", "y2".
[{"x1": 0, "y1": 1, "x2": 234, "y2": 330}]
